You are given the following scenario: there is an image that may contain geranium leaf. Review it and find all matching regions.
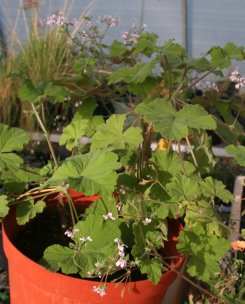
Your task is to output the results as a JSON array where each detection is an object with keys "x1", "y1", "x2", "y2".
[
  {"x1": 72, "y1": 214, "x2": 121, "y2": 277},
  {"x1": 135, "y1": 99, "x2": 216, "y2": 140},
  {"x1": 177, "y1": 228, "x2": 230, "y2": 282},
  {"x1": 110, "y1": 40, "x2": 128, "y2": 57},
  {"x1": 200, "y1": 177, "x2": 233, "y2": 203},
  {"x1": 109, "y1": 61, "x2": 156, "y2": 85},
  {"x1": 2, "y1": 167, "x2": 44, "y2": 194},
  {"x1": 43, "y1": 214, "x2": 121, "y2": 277},
  {"x1": 91, "y1": 114, "x2": 142, "y2": 150},
  {"x1": 59, "y1": 119, "x2": 88, "y2": 150},
  {"x1": 43, "y1": 245, "x2": 78, "y2": 274},
  {"x1": 18, "y1": 80, "x2": 44, "y2": 104},
  {"x1": 141, "y1": 257, "x2": 163, "y2": 284},
  {"x1": 166, "y1": 174, "x2": 200, "y2": 201},
  {"x1": 226, "y1": 145, "x2": 245, "y2": 166},
  {"x1": 49, "y1": 150, "x2": 121, "y2": 195},
  {"x1": 44, "y1": 82, "x2": 69, "y2": 103},
  {"x1": 151, "y1": 150, "x2": 196, "y2": 177},
  {"x1": 72, "y1": 98, "x2": 97, "y2": 121},
  {"x1": 184, "y1": 200, "x2": 225, "y2": 237},
  {"x1": 0, "y1": 195, "x2": 10, "y2": 218},
  {"x1": 0, "y1": 153, "x2": 23, "y2": 173},
  {"x1": 0, "y1": 124, "x2": 29, "y2": 152},
  {"x1": 16, "y1": 199, "x2": 46, "y2": 225},
  {"x1": 132, "y1": 221, "x2": 160, "y2": 258}
]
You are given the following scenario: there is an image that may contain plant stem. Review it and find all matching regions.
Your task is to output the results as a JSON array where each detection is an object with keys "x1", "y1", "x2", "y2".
[
  {"x1": 31, "y1": 104, "x2": 59, "y2": 169},
  {"x1": 185, "y1": 136, "x2": 201, "y2": 177},
  {"x1": 62, "y1": 187, "x2": 78, "y2": 226}
]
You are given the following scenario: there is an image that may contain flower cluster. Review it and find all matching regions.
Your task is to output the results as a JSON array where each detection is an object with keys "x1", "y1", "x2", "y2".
[
  {"x1": 114, "y1": 238, "x2": 127, "y2": 268},
  {"x1": 122, "y1": 31, "x2": 139, "y2": 45},
  {"x1": 64, "y1": 228, "x2": 79, "y2": 239},
  {"x1": 229, "y1": 67, "x2": 245, "y2": 89},
  {"x1": 46, "y1": 13, "x2": 78, "y2": 27},
  {"x1": 46, "y1": 12, "x2": 65, "y2": 26},
  {"x1": 92, "y1": 285, "x2": 106, "y2": 297},
  {"x1": 79, "y1": 236, "x2": 92, "y2": 242},
  {"x1": 97, "y1": 15, "x2": 120, "y2": 27},
  {"x1": 195, "y1": 81, "x2": 219, "y2": 92}
]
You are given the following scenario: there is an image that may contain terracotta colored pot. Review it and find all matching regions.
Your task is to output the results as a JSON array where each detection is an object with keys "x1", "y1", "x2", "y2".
[{"x1": 2, "y1": 191, "x2": 185, "y2": 304}]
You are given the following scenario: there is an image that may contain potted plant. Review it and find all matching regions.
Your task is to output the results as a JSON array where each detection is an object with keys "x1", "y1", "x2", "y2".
[{"x1": 0, "y1": 17, "x2": 244, "y2": 303}]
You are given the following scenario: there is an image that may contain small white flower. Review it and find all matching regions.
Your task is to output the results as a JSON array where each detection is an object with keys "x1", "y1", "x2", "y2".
[
  {"x1": 119, "y1": 185, "x2": 126, "y2": 195},
  {"x1": 79, "y1": 236, "x2": 92, "y2": 242},
  {"x1": 145, "y1": 217, "x2": 152, "y2": 224},
  {"x1": 103, "y1": 212, "x2": 116, "y2": 221},
  {"x1": 95, "y1": 261, "x2": 103, "y2": 269}
]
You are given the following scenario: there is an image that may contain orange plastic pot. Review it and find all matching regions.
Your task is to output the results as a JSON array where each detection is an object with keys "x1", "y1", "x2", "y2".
[{"x1": 2, "y1": 191, "x2": 185, "y2": 304}]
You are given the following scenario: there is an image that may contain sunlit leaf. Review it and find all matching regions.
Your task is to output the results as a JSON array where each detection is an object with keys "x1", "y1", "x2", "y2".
[{"x1": 16, "y1": 199, "x2": 46, "y2": 225}]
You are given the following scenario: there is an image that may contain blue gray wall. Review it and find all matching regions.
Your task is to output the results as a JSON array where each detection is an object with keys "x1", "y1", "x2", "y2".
[{"x1": 1, "y1": 0, "x2": 245, "y2": 69}]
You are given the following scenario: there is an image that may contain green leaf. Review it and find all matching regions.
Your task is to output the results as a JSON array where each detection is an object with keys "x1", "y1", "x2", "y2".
[
  {"x1": 72, "y1": 214, "x2": 121, "y2": 277},
  {"x1": 166, "y1": 174, "x2": 200, "y2": 201},
  {"x1": 18, "y1": 80, "x2": 44, "y2": 104},
  {"x1": 110, "y1": 40, "x2": 129, "y2": 57},
  {"x1": 128, "y1": 77, "x2": 159, "y2": 96},
  {"x1": 200, "y1": 177, "x2": 233, "y2": 203},
  {"x1": 141, "y1": 257, "x2": 163, "y2": 284},
  {"x1": 177, "y1": 227, "x2": 231, "y2": 282},
  {"x1": 85, "y1": 195, "x2": 118, "y2": 219},
  {"x1": 134, "y1": 33, "x2": 159, "y2": 57},
  {"x1": 184, "y1": 57, "x2": 211, "y2": 72},
  {"x1": 0, "y1": 153, "x2": 23, "y2": 173},
  {"x1": 209, "y1": 43, "x2": 244, "y2": 69},
  {"x1": 226, "y1": 145, "x2": 245, "y2": 166},
  {"x1": 0, "y1": 195, "x2": 9, "y2": 218},
  {"x1": 43, "y1": 245, "x2": 78, "y2": 273},
  {"x1": 193, "y1": 134, "x2": 216, "y2": 175},
  {"x1": 135, "y1": 99, "x2": 216, "y2": 140},
  {"x1": 49, "y1": 150, "x2": 121, "y2": 195},
  {"x1": 0, "y1": 124, "x2": 29, "y2": 152},
  {"x1": 72, "y1": 99, "x2": 103, "y2": 138},
  {"x1": 59, "y1": 119, "x2": 88, "y2": 150},
  {"x1": 44, "y1": 82, "x2": 68, "y2": 103},
  {"x1": 16, "y1": 199, "x2": 46, "y2": 225},
  {"x1": 151, "y1": 150, "x2": 196, "y2": 177},
  {"x1": 184, "y1": 200, "x2": 226, "y2": 237},
  {"x1": 73, "y1": 98, "x2": 97, "y2": 120},
  {"x1": 2, "y1": 167, "x2": 44, "y2": 193},
  {"x1": 91, "y1": 114, "x2": 142, "y2": 150},
  {"x1": 132, "y1": 221, "x2": 161, "y2": 257},
  {"x1": 109, "y1": 61, "x2": 156, "y2": 85},
  {"x1": 215, "y1": 121, "x2": 239, "y2": 145}
]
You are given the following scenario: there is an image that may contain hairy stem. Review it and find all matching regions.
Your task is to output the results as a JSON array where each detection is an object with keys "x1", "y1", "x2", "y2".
[{"x1": 31, "y1": 104, "x2": 58, "y2": 169}]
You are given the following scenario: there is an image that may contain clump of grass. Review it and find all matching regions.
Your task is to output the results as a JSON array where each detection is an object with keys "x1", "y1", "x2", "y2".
[{"x1": 0, "y1": 0, "x2": 96, "y2": 130}]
